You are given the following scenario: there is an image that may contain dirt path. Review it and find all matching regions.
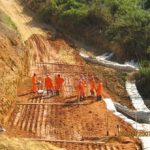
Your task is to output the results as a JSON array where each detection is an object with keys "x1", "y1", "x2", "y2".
[
  {"x1": 0, "y1": 0, "x2": 49, "y2": 41},
  {"x1": 5, "y1": 95, "x2": 140, "y2": 150}
]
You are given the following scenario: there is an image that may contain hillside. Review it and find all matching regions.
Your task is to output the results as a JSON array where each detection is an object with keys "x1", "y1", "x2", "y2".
[
  {"x1": 0, "y1": 9, "x2": 26, "y2": 123},
  {"x1": 19, "y1": 0, "x2": 150, "y2": 98},
  {"x1": 0, "y1": 0, "x2": 148, "y2": 150},
  {"x1": 0, "y1": 8, "x2": 64, "y2": 150},
  {"x1": 20, "y1": 0, "x2": 150, "y2": 60}
]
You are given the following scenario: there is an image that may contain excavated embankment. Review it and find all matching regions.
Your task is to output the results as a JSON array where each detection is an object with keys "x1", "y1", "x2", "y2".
[
  {"x1": 0, "y1": 22, "x2": 27, "y2": 123},
  {"x1": 0, "y1": 1, "x2": 143, "y2": 149},
  {"x1": 0, "y1": 32, "x2": 141, "y2": 149}
]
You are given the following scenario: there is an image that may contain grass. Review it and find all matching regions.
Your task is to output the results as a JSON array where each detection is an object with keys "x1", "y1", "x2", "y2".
[
  {"x1": 139, "y1": 67, "x2": 150, "y2": 78},
  {"x1": 0, "y1": 9, "x2": 17, "y2": 30},
  {"x1": 0, "y1": 136, "x2": 63, "y2": 150},
  {"x1": 139, "y1": 60, "x2": 150, "y2": 79},
  {"x1": 136, "y1": 60, "x2": 150, "y2": 98}
]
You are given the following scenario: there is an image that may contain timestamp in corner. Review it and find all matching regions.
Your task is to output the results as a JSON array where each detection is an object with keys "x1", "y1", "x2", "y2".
[{"x1": 118, "y1": 131, "x2": 150, "y2": 137}]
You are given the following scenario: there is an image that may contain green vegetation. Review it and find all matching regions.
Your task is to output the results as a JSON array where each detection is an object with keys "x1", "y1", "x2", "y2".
[
  {"x1": 22, "y1": 0, "x2": 150, "y2": 97},
  {"x1": 0, "y1": 9, "x2": 17, "y2": 30},
  {"x1": 37, "y1": 0, "x2": 150, "y2": 58},
  {"x1": 139, "y1": 60, "x2": 150, "y2": 78},
  {"x1": 136, "y1": 60, "x2": 150, "y2": 98},
  {"x1": 25, "y1": 0, "x2": 150, "y2": 97},
  {"x1": 39, "y1": 0, "x2": 150, "y2": 97}
]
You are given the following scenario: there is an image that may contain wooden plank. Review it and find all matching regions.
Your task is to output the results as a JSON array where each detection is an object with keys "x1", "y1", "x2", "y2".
[
  {"x1": 36, "y1": 62, "x2": 84, "y2": 67},
  {"x1": 17, "y1": 102, "x2": 89, "y2": 105},
  {"x1": 30, "y1": 139, "x2": 105, "y2": 144}
]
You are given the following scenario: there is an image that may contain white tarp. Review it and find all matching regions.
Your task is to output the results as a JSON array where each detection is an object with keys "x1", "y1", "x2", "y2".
[
  {"x1": 104, "y1": 98, "x2": 150, "y2": 150},
  {"x1": 125, "y1": 60, "x2": 139, "y2": 68},
  {"x1": 79, "y1": 52, "x2": 90, "y2": 58},
  {"x1": 140, "y1": 137, "x2": 150, "y2": 150},
  {"x1": 114, "y1": 103, "x2": 150, "y2": 124},
  {"x1": 126, "y1": 81, "x2": 150, "y2": 112},
  {"x1": 96, "y1": 53, "x2": 114, "y2": 61},
  {"x1": 79, "y1": 52, "x2": 139, "y2": 72},
  {"x1": 104, "y1": 98, "x2": 150, "y2": 131}
]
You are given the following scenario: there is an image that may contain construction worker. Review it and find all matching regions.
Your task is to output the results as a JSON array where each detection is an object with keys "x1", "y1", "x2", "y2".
[
  {"x1": 80, "y1": 74, "x2": 87, "y2": 99},
  {"x1": 55, "y1": 74, "x2": 64, "y2": 96},
  {"x1": 77, "y1": 80, "x2": 85, "y2": 101},
  {"x1": 96, "y1": 79, "x2": 103, "y2": 101},
  {"x1": 32, "y1": 73, "x2": 37, "y2": 93},
  {"x1": 44, "y1": 74, "x2": 53, "y2": 95},
  {"x1": 90, "y1": 76, "x2": 96, "y2": 96}
]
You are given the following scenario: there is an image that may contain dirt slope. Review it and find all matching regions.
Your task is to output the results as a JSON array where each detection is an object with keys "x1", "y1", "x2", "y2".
[
  {"x1": 0, "y1": 0, "x2": 142, "y2": 150},
  {"x1": 0, "y1": 0, "x2": 48, "y2": 41},
  {"x1": 0, "y1": 20, "x2": 26, "y2": 123},
  {"x1": 25, "y1": 34, "x2": 83, "y2": 75}
]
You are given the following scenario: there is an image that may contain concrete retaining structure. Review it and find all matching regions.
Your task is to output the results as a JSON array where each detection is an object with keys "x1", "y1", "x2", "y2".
[
  {"x1": 125, "y1": 81, "x2": 150, "y2": 150},
  {"x1": 126, "y1": 81, "x2": 150, "y2": 112},
  {"x1": 104, "y1": 98, "x2": 150, "y2": 131},
  {"x1": 104, "y1": 98, "x2": 150, "y2": 150},
  {"x1": 80, "y1": 52, "x2": 139, "y2": 72},
  {"x1": 114, "y1": 103, "x2": 150, "y2": 124},
  {"x1": 140, "y1": 137, "x2": 150, "y2": 150},
  {"x1": 80, "y1": 52, "x2": 150, "y2": 149}
]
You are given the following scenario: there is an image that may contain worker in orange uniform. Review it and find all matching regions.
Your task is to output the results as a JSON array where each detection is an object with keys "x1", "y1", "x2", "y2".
[
  {"x1": 80, "y1": 74, "x2": 87, "y2": 99},
  {"x1": 55, "y1": 74, "x2": 64, "y2": 96},
  {"x1": 45, "y1": 74, "x2": 53, "y2": 95},
  {"x1": 32, "y1": 73, "x2": 37, "y2": 93},
  {"x1": 90, "y1": 76, "x2": 96, "y2": 96},
  {"x1": 96, "y1": 79, "x2": 103, "y2": 101},
  {"x1": 77, "y1": 80, "x2": 85, "y2": 101}
]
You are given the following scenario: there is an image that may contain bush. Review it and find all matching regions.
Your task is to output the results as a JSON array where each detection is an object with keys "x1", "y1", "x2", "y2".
[
  {"x1": 139, "y1": 60, "x2": 150, "y2": 78},
  {"x1": 60, "y1": 1, "x2": 89, "y2": 23},
  {"x1": 35, "y1": 0, "x2": 150, "y2": 59},
  {"x1": 103, "y1": 0, "x2": 150, "y2": 58},
  {"x1": 40, "y1": 0, "x2": 89, "y2": 24},
  {"x1": 136, "y1": 60, "x2": 150, "y2": 98},
  {"x1": 0, "y1": 9, "x2": 17, "y2": 30}
]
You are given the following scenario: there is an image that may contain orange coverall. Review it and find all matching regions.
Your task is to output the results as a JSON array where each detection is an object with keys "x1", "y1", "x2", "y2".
[
  {"x1": 82, "y1": 79, "x2": 86, "y2": 87},
  {"x1": 55, "y1": 76, "x2": 64, "y2": 90},
  {"x1": 78, "y1": 81, "x2": 85, "y2": 96},
  {"x1": 90, "y1": 79, "x2": 96, "y2": 91},
  {"x1": 45, "y1": 77, "x2": 53, "y2": 90},
  {"x1": 32, "y1": 75, "x2": 37, "y2": 92},
  {"x1": 81, "y1": 79, "x2": 87, "y2": 96},
  {"x1": 96, "y1": 82, "x2": 103, "y2": 96}
]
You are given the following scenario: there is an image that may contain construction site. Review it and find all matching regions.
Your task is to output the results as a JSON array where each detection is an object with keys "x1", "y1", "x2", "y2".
[
  {"x1": 3, "y1": 62, "x2": 141, "y2": 150},
  {"x1": 0, "y1": 0, "x2": 149, "y2": 150}
]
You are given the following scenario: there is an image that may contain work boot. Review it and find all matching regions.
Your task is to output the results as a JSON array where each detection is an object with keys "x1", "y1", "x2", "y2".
[
  {"x1": 80, "y1": 96, "x2": 84, "y2": 101},
  {"x1": 83, "y1": 96, "x2": 86, "y2": 101},
  {"x1": 51, "y1": 90, "x2": 54, "y2": 96},
  {"x1": 97, "y1": 96, "x2": 102, "y2": 101},
  {"x1": 90, "y1": 90, "x2": 95, "y2": 96},
  {"x1": 56, "y1": 90, "x2": 59, "y2": 96}
]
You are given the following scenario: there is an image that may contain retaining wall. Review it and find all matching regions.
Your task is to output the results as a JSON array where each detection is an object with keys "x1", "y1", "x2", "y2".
[
  {"x1": 126, "y1": 81, "x2": 150, "y2": 112},
  {"x1": 104, "y1": 98, "x2": 150, "y2": 150},
  {"x1": 80, "y1": 52, "x2": 138, "y2": 72}
]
